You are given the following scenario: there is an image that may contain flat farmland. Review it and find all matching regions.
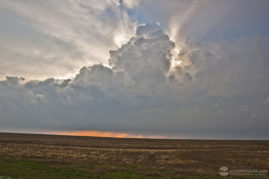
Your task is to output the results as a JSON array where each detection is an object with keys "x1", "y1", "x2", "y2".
[{"x1": 0, "y1": 133, "x2": 268, "y2": 178}]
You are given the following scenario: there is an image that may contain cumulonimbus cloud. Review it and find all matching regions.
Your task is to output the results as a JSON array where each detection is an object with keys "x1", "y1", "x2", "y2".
[
  {"x1": 0, "y1": 24, "x2": 182, "y2": 131},
  {"x1": 0, "y1": 22, "x2": 269, "y2": 139}
]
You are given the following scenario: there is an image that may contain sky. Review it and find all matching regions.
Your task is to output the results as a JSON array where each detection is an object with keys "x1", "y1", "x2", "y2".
[{"x1": 0, "y1": 0, "x2": 269, "y2": 139}]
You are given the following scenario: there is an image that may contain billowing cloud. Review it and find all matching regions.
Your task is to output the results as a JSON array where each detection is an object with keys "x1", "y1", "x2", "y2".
[
  {"x1": 0, "y1": 23, "x2": 269, "y2": 139},
  {"x1": 1, "y1": 1, "x2": 269, "y2": 139}
]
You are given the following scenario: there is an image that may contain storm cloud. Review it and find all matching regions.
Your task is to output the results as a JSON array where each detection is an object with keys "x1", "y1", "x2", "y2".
[{"x1": 0, "y1": 0, "x2": 269, "y2": 139}]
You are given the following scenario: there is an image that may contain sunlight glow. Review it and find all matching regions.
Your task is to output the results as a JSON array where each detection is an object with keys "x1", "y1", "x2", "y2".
[
  {"x1": 54, "y1": 130, "x2": 143, "y2": 138},
  {"x1": 170, "y1": 48, "x2": 183, "y2": 68},
  {"x1": 171, "y1": 60, "x2": 183, "y2": 67},
  {"x1": 51, "y1": 130, "x2": 166, "y2": 139},
  {"x1": 114, "y1": 34, "x2": 129, "y2": 48}
]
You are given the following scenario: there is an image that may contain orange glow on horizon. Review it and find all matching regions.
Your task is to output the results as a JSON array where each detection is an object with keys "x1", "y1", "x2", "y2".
[
  {"x1": 50, "y1": 130, "x2": 166, "y2": 139},
  {"x1": 53, "y1": 130, "x2": 143, "y2": 138}
]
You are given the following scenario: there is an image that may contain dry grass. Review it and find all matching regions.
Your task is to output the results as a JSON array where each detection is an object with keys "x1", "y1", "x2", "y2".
[{"x1": 0, "y1": 133, "x2": 268, "y2": 178}]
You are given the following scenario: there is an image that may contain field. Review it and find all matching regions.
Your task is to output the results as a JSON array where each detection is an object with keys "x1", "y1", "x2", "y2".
[{"x1": 0, "y1": 133, "x2": 268, "y2": 178}]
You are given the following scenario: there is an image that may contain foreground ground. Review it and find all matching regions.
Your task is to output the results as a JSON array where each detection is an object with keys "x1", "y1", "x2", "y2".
[{"x1": 0, "y1": 133, "x2": 268, "y2": 178}]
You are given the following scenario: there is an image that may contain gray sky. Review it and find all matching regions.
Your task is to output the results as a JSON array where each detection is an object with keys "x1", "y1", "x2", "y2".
[{"x1": 0, "y1": 0, "x2": 269, "y2": 139}]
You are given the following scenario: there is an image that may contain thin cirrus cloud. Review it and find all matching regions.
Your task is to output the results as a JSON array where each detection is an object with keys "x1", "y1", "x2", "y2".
[{"x1": 0, "y1": 0, "x2": 269, "y2": 139}]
